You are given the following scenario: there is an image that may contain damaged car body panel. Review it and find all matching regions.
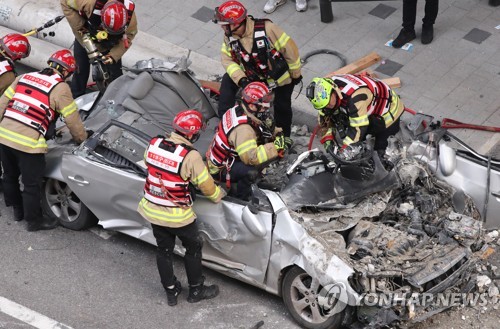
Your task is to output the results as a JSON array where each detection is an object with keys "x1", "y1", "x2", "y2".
[{"x1": 43, "y1": 59, "x2": 498, "y2": 329}]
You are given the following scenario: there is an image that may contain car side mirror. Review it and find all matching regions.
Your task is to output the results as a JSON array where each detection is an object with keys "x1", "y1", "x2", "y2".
[
  {"x1": 439, "y1": 141, "x2": 456, "y2": 177},
  {"x1": 242, "y1": 205, "x2": 266, "y2": 238}
]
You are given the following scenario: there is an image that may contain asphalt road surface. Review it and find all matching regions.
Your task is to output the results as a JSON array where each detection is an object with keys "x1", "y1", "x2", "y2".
[{"x1": 0, "y1": 191, "x2": 301, "y2": 329}]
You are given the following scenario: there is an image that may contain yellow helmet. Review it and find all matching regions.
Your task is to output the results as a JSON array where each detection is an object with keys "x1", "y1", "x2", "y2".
[{"x1": 306, "y1": 77, "x2": 341, "y2": 110}]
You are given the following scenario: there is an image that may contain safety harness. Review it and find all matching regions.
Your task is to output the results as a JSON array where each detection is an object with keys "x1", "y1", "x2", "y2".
[
  {"x1": 4, "y1": 72, "x2": 62, "y2": 136},
  {"x1": 228, "y1": 18, "x2": 288, "y2": 84},
  {"x1": 144, "y1": 137, "x2": 194, "y2": 208},
  {"x1": 333, "y1": 74, "x2": 394, "y2": 119},
  {"x1": 207, "y1": 106, "x2": 250, "y2": 188},
  {"x1": 0, "y1": 58, "x2": 14, "y2": 76}
]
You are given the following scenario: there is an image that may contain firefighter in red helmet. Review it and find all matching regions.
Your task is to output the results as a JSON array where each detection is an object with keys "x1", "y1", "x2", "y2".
[
  {"x1": 0, "y1": 49, "x2": 90, "y2": 231},
  {"x1": 0, "y1": 33, "x2": 32, "y2": 193},
  {"x1": 206, "y1": 82, "x2": 285, "y2": 201},
  {"x1": 61, "y1": 0, "x2": 138, "y2": 97},
  {"x1": 213, "y1": 1, "x2": 302, "y2": 149},
  {"x1": 138, "y1": 109, "x2": 225, "y2": 307}
]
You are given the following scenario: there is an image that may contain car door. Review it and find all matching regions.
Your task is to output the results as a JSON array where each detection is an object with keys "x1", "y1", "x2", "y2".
[
  {"x1": 60, "y1": 120, "x2": 156, "y2": 244},
  {"x1": 192, "y1": 195, "x2": 273, "y2": 285}
]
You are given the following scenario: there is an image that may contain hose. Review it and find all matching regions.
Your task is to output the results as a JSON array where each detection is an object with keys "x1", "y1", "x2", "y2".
[{"x1": 301, "y1": 49, "x2": 347, "y2": 67}]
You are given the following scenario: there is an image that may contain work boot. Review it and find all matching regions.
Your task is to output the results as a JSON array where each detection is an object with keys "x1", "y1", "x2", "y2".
[
  {"x1": 392, "y1": 28, "x2": 416, "y2": 48},
  {"x1": 264, "y1": 0, "x2": 287, "y2": 14},
  {"x1": 165, "y1": 280, "x2": 182, "y2": 306},
  {"x1": 187, "y1": 279, "x2": 219, "y2": 303},
  {"x1": 26, "y1": 218, "x2": 59, "y2": 232},
  {"x1": 296, "y1": 0, "x2": 308, "y2": 12},
  {"x1": 13, "y1": 206, "x2": 24, "y2": 222},
  {"x1": 490, "y1": 0, "x2": 500, "y2": 7},
  {"x1": 421, "y1": 24, "x2": 434, "y2": 45}
]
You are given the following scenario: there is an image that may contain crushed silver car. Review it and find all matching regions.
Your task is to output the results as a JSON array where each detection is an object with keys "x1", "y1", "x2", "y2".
[{"x1": 43, "y1": 58, "x2": 499, "y2": 329}]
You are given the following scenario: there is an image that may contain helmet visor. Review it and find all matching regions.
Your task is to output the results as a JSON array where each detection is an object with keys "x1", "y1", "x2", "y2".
[{"x1": 213, "y1": 7, "x2": 230, "y2": 25}]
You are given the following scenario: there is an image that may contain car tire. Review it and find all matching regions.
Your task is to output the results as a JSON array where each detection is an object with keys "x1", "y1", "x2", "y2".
[
  {"x1": 42, "y1": 178, "x2": 97, "y2": 230},
  {"x1": 282, "y1": 266, "x2": 344, "y2": 329}
]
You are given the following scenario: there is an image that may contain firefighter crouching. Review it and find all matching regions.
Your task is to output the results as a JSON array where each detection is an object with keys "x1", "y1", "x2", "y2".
[
  {"x1": 0, "y1": 50, "x2": 89, "y2": 231},
  {"x1": 213, "y1": 1, "x2": 302, "y2": 147},
  {"x1": 306, "y1": 75, "x2": 405, "y2": 161},
  {"x1": 137, "y1": 110, "x2": 226, "y2": 307},
  {"x1": 206, "y1": 82, "x2": 286, "y2": 201}
]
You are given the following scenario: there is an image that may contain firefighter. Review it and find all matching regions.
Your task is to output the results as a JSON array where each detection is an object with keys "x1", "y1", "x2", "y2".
[
  {"x1": 0, "y1": 33, "x2": 31, "y2": 195},
  {"x1": 137, "y1": 110, "x2": 225, "y2": 306},
  {"x1": 0, "y1": 50, "x2": 89, "y2": 231},
  {"x1": 212, "y1": 1, "x2": 302, "y2": 148},
  {"x1": 61, "y1": 0, "x2": 138, "y2": 97},
  {"x1": 306, "y1": 75, "x2": 404, "y2": 160},
  {"x1": 206, "y1": 82, "x2": 285, "y2": 201}
]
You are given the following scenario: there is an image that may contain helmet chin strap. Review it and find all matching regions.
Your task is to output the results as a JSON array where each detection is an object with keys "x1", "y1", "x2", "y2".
[{"x1": 224, "y1": 22, "x2": 244, "y2": 37}]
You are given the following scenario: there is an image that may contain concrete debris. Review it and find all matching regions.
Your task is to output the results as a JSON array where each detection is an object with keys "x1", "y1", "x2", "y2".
[
  {"x1": 488, "y1": 285, "x2": 499, "y2": 298},
  {"x1": 485, "y1": 230, "x2": 499, "y2": 243},
  {"x1": 476, "y1": 275, "x2": 492, "y2": 292}
]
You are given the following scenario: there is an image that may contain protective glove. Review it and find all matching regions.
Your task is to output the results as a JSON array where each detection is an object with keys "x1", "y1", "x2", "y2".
[
  {"x1": 324, "y1": 140, "x2": 334, "y2": 154},
  {"x1": 338, "y1": 144, "x2": 362, "y2": 161},
  {"x1": 101, "y1": 55, "x2": 115, "y2": 65},
  {"x1": 292, "y1": 75, "x2": 303, "y2": 86},
  {"x1": 238, "y1": 77, "x2": 250, "y2": 89},
  {"x1": 273, "y1": 134, "x2": 285, "y2": 158}
]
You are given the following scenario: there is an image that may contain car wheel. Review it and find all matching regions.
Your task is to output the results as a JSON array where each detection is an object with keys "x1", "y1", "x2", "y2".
[
  {"x1": 282, "y1": 266, "x2": 344, "y2": 329},
  {"x1": 42, "y1": 178, "x2": 97, "y2": 230}
]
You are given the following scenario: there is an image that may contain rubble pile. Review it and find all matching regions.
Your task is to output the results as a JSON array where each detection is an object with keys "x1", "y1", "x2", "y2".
[{"x1": 261, "y1": 125, "x2": 499, "y2": 327}]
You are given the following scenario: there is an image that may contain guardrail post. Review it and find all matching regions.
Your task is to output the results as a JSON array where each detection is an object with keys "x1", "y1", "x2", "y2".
[{"x1": 320, "y1": 0, "x2": 334, "y2": 23}]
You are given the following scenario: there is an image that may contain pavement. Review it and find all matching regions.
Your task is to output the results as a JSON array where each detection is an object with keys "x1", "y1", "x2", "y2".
[{"x1": 132, "y1": 0, "x2": 500, "y2": 155}]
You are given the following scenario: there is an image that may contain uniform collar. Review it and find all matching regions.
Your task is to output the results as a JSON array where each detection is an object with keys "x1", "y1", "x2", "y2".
[{"x1": 169, "y1": 132, "x2": 193, "y2": 146}]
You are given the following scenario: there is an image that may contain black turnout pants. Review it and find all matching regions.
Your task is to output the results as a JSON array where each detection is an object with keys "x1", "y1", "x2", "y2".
[
  {"x1": 212, "y1": 160, "x2": 257, "y2": 201},
  {"x1": 0, "y1": 145, "x2": 45, "y2": 223},
  {"x1": 218, "y1": 73, "x2": 295, "y2": 137},
  {"x1": 152, "y1": 221, "x2": 204, "y2": 289},
  {"x1": 373, "y1": 117, "x2": 401, "y2": 151},
  {"x1": 402, "y1": 0, "x2": 439, "y2": 30},
  {"x1": 71, "y1": 40, "x2": 123, "y2": 98}
]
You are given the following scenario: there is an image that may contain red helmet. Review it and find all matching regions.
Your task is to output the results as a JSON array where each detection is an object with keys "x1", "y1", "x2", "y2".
[
  {"x1": 173, "y1": 110, "x2": 205, "y2": 138},
  {"x1": 101, "y1": 1, "x2": 129, "y2": 35},
  {"x1": 213, "y1": 1, "x2": 247, "y2": 25},
  {"x1": 48, "y1": 49, "x2": 77, "y2": 74},
  {"x1": 241, "y1": 82, "x2": 273, "y2": 109},
  {"x1": 0, "y1": 33, "x2": 31, "y2": 61}
]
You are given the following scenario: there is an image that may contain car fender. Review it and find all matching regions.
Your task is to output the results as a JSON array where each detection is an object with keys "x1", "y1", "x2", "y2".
[{"x1": 262, "y1": 189, "x2": 360, "y2": 306}]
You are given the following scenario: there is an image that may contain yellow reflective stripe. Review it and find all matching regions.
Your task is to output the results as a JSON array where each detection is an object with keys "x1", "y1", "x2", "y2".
[
  {"x1": 192, "y1": 167, "x2": 209, "y2": 185},
  {"x1": 383, "y1": 91, "x2": 400, "y2": 124},
  {"x1": 67, "y1": 0, "x2": 78, "y2": 10},
  {"x1": 227, "y1": 63, "x2": 241, "y2": 76},
  {"x1": 256, "y1": 145, "x2": 269, "y2": 163},
  {"x1": 0, "y1": 126, "x2": 47, "y2": 149},
  {"x1": 273, "y1": 33, "x2": 290, "y2": 51},
  {"x1": 207, "y1": 186, "x2": 222, "y2": 201},
  {"x1": 235, "y1": 139, "x2": 257, "y2": 155},
  {"x1": 4, "y1": 87, "x2": 15, "y2": 99},
  {"x1": 349, "y1": 115, "x2": 369, "y2": 127},
  {"x1": 60, "y1": 101, "x2": 78, "y2": 117},
  {"x1": 276, "y1": 71, "x2": 290, "y2": 84},
  {"x1": 343, "y1": 136, "x2": 354, "y2": 145},
  {"x1": 139, "y1": 198, "x2": 194, "y2": 223},
  {"x1": 288, "y1": 58, "x2": 301, "y2": 70},
  {"x1": 221, "y1": 42, "x2": 231, "y2": 56}
]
